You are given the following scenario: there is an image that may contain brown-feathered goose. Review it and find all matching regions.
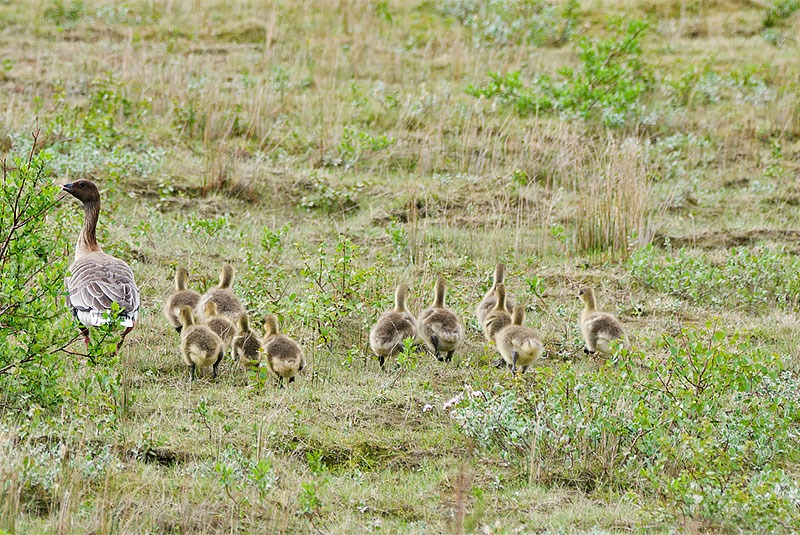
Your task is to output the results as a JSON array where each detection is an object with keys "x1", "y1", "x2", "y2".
[
  {"x1": 579, "y1": 286, "x2": 626, "y2": 355},
  {"x1": 475, "y1": 263, "x2": 516, "y2": 326},
  {"x1": 369, "y1": 283, "x2": 416, "y2": 369},
  {"x1": 263, "y1": 314, "x2": 306, "y2": 386},
  {"x1": 164, "y1": 268, "x2": 201, "y2": 333},
  {"x1": 61, "y1": 179, "x2": 140, "y2": 353},
  {"x1": 417, "y1": 277, "x2": 465, "y2": 363},
  {"x1": 197, "y1": 264, "x2": 244, "y2": 320}
]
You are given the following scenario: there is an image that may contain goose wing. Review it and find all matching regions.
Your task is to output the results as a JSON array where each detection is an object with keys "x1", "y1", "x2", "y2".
[{"x1": 66, "y1": 253, "x2": 140, "y2": 326}]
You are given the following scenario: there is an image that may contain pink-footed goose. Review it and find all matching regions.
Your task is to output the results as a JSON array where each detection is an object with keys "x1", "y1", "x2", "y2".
[
  {"x1": 61, "y1": 179, "x2": 140, "y2": 353},
  {"x1": 475, "y1": 263, "x2": 516, "y2": 326}
]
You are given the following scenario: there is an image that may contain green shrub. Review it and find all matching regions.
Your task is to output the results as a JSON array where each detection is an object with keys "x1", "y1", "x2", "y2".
[
  {"x1": 0, "y1": 136, "x2": 72, "y2": 412},
  {"x1": 451, "y1": 325, "x2": 800, "y2": 529},
  {"x1": 466, "y1": 19, "x2": 651, "y2": 126},
  {"x1": 628, "y1": 244, "x2": 800, "y2": 310},
  {"x1": 440, "y1": 0, "x2": 579, "y2": 47}
]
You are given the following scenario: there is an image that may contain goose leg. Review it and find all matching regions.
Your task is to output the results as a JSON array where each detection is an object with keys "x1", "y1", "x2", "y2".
[
  {"x1": 213, "y1": 351, "x2": 224, "y2": 378},
  {"x1": 80, "y1": 327, "x2": 90, "y2": 348},
  {"x1": 431, "y1": 336, "x2": 443, "y2": 362},
  {"x1": 114, "y1": 325, "x2": 135, "y2": 355}
]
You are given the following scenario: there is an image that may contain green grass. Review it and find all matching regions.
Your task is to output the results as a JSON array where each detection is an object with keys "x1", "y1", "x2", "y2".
[{"x1": 2, "y1": 0, "x2": 800, "y2": 532}]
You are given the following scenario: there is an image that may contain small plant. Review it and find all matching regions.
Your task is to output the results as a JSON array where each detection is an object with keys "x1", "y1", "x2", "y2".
[
  {"x1": 467, "y1": 19, "x2": 651, "y2": 126},
  {"x1": 440, "y1": 0, "x2": 579, "y2": 47}
]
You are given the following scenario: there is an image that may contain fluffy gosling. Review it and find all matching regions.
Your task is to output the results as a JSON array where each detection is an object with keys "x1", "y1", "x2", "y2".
[
  {"x1": 231, "y1": 313, "x2": 262, "y2": 368},
  {"x1": 262, "y1": 314, "x2": 306, "y2": 386},
  {"x1": 475, "y1": 263, "x2": 515, "y2": 325},
  {"x1": 495, "y1": 305, "x2": 544, "y2": 374},
  {"x1": 481, "y1": 283, "x2": 512, "y2": 342},
  {"x1": 197, "y1": 264, "x2": 244, "y2": 320},
  {"x1": 417, "y1": 277, "x2": 465, "y2": 362},
  {"x1": 178, "y1": 305, "x2": 224, "y2": 381},
  {"x1": 578, "y1": 286, "x2": 626, "y2": 355},
  {"x1": 164, "y1": 268, "x2": 201, "y2": 333},
  {"x1": 369, "y1": 283, "x2": 416, "y2": 369},
  {"x1": 204, "y1": 301, "x2": 235, "y2": 350}
]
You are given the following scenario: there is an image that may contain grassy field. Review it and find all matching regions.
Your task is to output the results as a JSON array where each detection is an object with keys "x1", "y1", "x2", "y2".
[{"x1": 2, "y1": 0, "x2": 800, "y2": 532}]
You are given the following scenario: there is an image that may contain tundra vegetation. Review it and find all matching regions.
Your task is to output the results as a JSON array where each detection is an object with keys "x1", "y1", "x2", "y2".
[{"x1": 1, "y1": 0, "x2": 800, "y2": 532}]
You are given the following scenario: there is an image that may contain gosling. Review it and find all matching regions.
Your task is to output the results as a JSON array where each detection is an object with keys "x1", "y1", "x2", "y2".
[
  {"x1": 475, "y1": 263, "x2": 515, "y2": 326},
  {"x1": 178, "y1": 305, "x2": 224, "y2": 381},
  {"x1": 164, "y1": 268, "x2": 201, "y2": 333},
  {"x1": 203, "y1": 301, "x2": 235, "y2": 350},
  {"x1": 369, "y1": 283, "x2": 416, "y2": 369},
  {"x1": 495, "y1": 305, "x2": 544, "y2": 374},
  {"x1": 231, "y1": 313, "x2": 262, "y2": 368},
  {"x1": 197, "y1": 264, "x2": 244, "y2": 320},
  {"x1": 481, "y1": 283, "x2": 512, "y2": 342},
  {"x1": 263, "y1": 314, "x2": 306, "y2": 386},
  {"x1": 578, "y1": 286, "x2": 626, "y2": 355},
  {"x1": 417, "y1": 277, "x2": 465, "y2": 362}
]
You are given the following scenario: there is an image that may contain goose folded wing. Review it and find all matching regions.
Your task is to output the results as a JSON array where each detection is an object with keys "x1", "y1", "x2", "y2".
[{"x1": 67, "y1": 257, "x2": 140, "y2": 320}]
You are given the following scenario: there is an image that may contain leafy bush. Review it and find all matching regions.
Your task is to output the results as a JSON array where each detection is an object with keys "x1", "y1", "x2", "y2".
[
  {"x1": 466, "y1": 19, "x2": 652, "y2": 126},
  {"x1": 0, "y1": 136, "x2": 72, "y2": 412},
  {"x1": 439, "y1": 0, "x2": 579, "y2": 47},
  {"x1": 451, "y1": 325, "x2": 800, "y2": 529},
  {"x1": 628, "y1": 244, "x2": 800, "y2": 310}
]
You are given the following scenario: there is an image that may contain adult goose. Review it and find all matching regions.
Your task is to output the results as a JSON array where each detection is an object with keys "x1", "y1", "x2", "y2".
[{"x1": 62, "y1": 179, "x2": 140, "y2": 353}]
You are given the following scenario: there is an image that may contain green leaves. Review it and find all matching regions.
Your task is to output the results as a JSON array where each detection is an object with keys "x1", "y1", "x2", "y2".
[{"x1": 466, "y1": 19, "x2": 652, "y2": 126}]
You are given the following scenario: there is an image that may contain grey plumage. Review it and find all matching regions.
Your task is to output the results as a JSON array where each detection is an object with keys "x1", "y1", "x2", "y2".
[
  {"x1": 231, "y1": 313, "x2": 262, "y2": 368},
  {"x1": 164, "y1": 268, "x2": 200, "y2": 332},
  {"x1": 369, "y1": 283, "x2": 416, "y2": 369},
  {"x1": 204, "y1": 301, "x2": 235, "y2": 349},
  {"x1": 61, "y1": 179, "x2": 139, "y2": 352},
  {"x1": 178, "y1": 305, "x2": 224, "y2": 381},
  {"x1": 481, "y1": 283, "x2": 512, "y2": 342},
  {"x1": 495, "y1": 305, "x2": 544, "y2": 374},
  {"x1": 579, "y1": 286, "x2": 626, "y2": 355},
  {"x1": 197, "y1": 264, "x2": 244, "y2": 321},
  {"x1": 475, "y1": 263, "x2": 515, "y2": 326},
  {"x1": 417, "y1": 277, "x2": 464, "y2": 362},
  {"x1": 263, "y1": 314, "x2": 306, "y2": 386}
]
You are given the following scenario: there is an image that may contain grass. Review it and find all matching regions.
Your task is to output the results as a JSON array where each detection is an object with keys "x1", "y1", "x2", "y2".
[{"x1": 2, "y1": 0, "x2": 800, "y2": 532}]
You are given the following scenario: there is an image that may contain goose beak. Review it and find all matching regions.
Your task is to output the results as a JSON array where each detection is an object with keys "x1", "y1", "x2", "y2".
[{"x1": 61, "y1": 183, "x2": 73, "y2": 193}]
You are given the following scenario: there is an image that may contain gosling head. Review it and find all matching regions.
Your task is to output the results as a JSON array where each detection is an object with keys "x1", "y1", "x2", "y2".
[
  {"x1": 178, "y1": 305, "x2": 196, "y2": 328},
  {"x1": 204, "y1": 301, "x2": 219, "y2": 318},
  {"x1": 264, "y1": 314, "x2": 280, "y2": 336}
]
